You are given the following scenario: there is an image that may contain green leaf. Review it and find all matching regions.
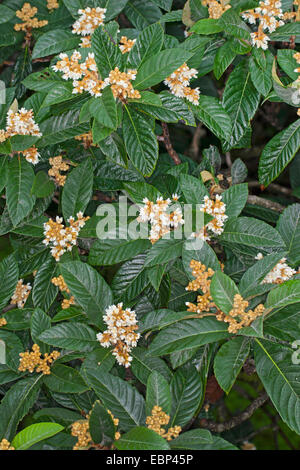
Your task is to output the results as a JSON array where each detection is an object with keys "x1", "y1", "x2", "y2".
[
  {"x1": 0, "y1": 5, "x2": 15, "y2": 23},
  {"x1": 148, "y1": 317, "x2": 230, "y2": 356},
  {"x1": 170, "y1": 367, "x2": 203, "y2": 427},
  {"x1": 98, "y1": 132, "x2": 127, "y2": 166},
  {"x1": 38, "y1": 110, "x2": 90, "y2": 147},
  {"x1": 128, "y1": 22, "x2": 164, "y2": 68},
  {"x1": 179, "y1": 173, "x2": 208, "y2": 204},
  {"x1": 147, "y1": 264, "x2": 166, "y2": 291},
  {"x1": 210, "y1": 271, "x2": 239, "y2": 314},
  {"x1": 89, "y1": 237, "x2": 150, "y2": 266},
  {"x1": 32, "y1": 30, "x2": 80, "y2": 58},
  {"x1": 0, "y1": 330, "x2": 24, "y2": 371},
  {"x1": 32, "y1": 258, "x2": 58, "y2": 312},
  {"x1": 171, "y1": 430, "x2": 237, "y2": 449},
  {"x1": 192, "y1": 95, "x2": 232, "y2": 141},
  {"x1": 92, "y1": 119, "x2": 112, "y2": 143},
  {"x1": 31, "y1": 308, "x2": 52, "y2": 354},
  {"x1": 124, "y1": 0, "x2": 162, "y2": 30},
  {"x1": 133, "y1": 90, "x2": 195, "y2": 126},
  {"x1": 60, "y1": 261, "x2": 113, "y2": 328},
  {"x1": 89, "y1": 87, "x2": 117, "y2": 130},
  {"x1": 277, "y1": 203, "x2": 300, "y2": 266},
  {"x1": 138, "y1": 310, "x2": 190, "y2": 334},
  {"x1": 220, "y1": 217, "x2": 285, "y2": 250},
  {"x1": 123, "y1": 181, "x2": 161, "y2": 204},
  {"x1": 0, "y1": 157, "x2": 8, "y2": 193},
  {"x1": 6, "y1": 156, "x2": 35, "y2": 227},
  {"x1": 214, "y1": 41, "x2": 236, "y2": 80},
  {"x1": 40, "y1": 84, "x2": 74, "y2": 110},
  {"x1": 0, "y1": 254, "x2": 18, "y2": 311},
  {"x1": 231, "y1": 158, "x2": 248, "y2": 184},
  {"x1": 43, "y1": 364, "x2": 88, "y2": 394},
  {"x1": 39, "y1": 322, "x2": 98, "y2": 352},
  {"x1": 221, "y1": 183, "x2": 248, "y2": 217},
  {"x1": 91, "y1": 25, "x2": 122, "y2": 78},
  {"x1": 10, "y1": 135, "x2": 39, "y2": 152},
  {"x1": 131, "y1": 347, "x2": 172, "y2": 385},
  {"x1": 31, "y1": 171, "x2": 55, "y2": 198},
  {"x1": 134, "y1": 48, "x2": 193, "y2": 90},
  {"x1": 266, "y1": 280, "x2": 300, "y2": 310},
  {"x1": 2, "y1": 308, "x2": 32, "y2": 330},
  {"x1": 249, "y1": 49, "x2": 273, "y2": 96},
  {"x1": 104, "y1": 0, "x2": 130, "y2": 20},
  {"x1": 254, "y1": 339, "x2": 300, "y2": 435},
  {"x1": 22, "y1": 68, "x2": 65, "y2": 93},
  {"x1": 258, "y1": 119, "x2": 300, "y2": 187},
  {"x1": 89, "y1": 401, "x2": 115, "y2": 446},
  {"x1": 115, "y1": 427, "x2": 170, "y2": 450},
  {"x1": 170, "y1": 429, "x2": 213, "y2": 449},
  {"x1": 191, "y1": 18, "x2": 224, "y2": 34},
  {"x1": 239, "y1": 252, "x2": 287, "y2": 298},
  {"x1": 12, "y1": 46, "x2": 32, "y2": 100},
  {"x1": 145, "y1": 235, "x2": 184, "y2": 268},
  {"x1": 214, "y1": 337, "x2": 250, "y2": 393},
  {"x1": 153, "y1": 0, "x2": 172, "y2": 10},
  {"x1": 62, "y1": 158, "x2": 93, "y2": 221},
  {"x1": 12, "y1": 423, "x2": 64, "y2": 450},
  {"x1": 123, "y1": 106, "x2": 158, "y2": 176},
  {"x1": 222, "y1": 60, "x2": 260, "y2": 149},
  {"x1": 269, "y1": 22, "x2": 300, "y2": 43},
  {"x1": 0, "y1": 376, "x2": 43, "y2": 441},
  {"x1": 33, "y1": 408, "x2": 81, "y2": 427},
  {"x1": 218, "y1": 7, "x2": 251, "y2": 40},
  {"x1": 83, "y1": 369, "x2": 146, "y2": 430},
  {"x1": 111, "y1": 254, "x2": 150, "y2": 303},
  {"x1": 146, "y1": 371, "x2": 172, "y2": 415},
  {"x1": 277, "y1": 49, "x2": 299, "y2": 81}
]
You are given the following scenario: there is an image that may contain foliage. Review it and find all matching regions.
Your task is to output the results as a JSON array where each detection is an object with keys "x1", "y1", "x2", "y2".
[{"x1": 0, "y1": 0, "x2": 300, "y2": 452}]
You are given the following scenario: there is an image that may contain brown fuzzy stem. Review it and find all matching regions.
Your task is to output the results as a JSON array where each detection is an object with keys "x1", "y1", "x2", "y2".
[
  {"x1": 161, "y1": 122, "x2": 181, "y2": 165},
  {"x1": 200, "y1": 391, "x2": 269, "y2": 433}
]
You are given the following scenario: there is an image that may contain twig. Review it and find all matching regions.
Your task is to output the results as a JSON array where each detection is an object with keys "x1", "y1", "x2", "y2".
[
  {"x1": 2, "y1": 304, "x2": 16, "y2": 314},
  {"x1": 225, "y1": 152, "x2": 232, "y2": 168},
  {"x1": 161, "y1": 122, "x2": 181, "y2": 165},
  {"x1": 247, "y1": 195, "x2": 285, "y2": 213},
  {"x1": 248, "y1": 181, "x2": 293, "y2": 197},
  {"x1": 189, "y1": 123, "x2": 203, "y2": 159},
  {"x1": 199, "y1": 391, "x2": 269, "y2": 433}
]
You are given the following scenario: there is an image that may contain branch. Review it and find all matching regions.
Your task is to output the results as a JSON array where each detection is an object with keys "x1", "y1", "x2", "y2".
[
  {"x1": 248, "y1": 181, "x2": 293, "y2": 197},
  {"x1": 161, "y1": 122, "x2": 181, "y2": 165},
  {"x1": 2, "y1": 304, "x2": 16, "y2": 314},
  {"x1": 189, "y1": 123, "x2": 203, "y2": 159},
  {"x1": 247, "y1": 195, "x2": 285, "y2": 213},
  {"x1": 200, "y1": 391, "x2": 269, "y2": 433}
]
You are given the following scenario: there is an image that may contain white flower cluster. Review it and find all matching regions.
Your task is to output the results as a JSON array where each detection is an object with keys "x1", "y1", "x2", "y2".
[
  {"x1": 43, "y1": 212, "x2": 89, "y2": 261},
  {"x1": 96, "y1": 303, "x2": 140, "y2": 368},
  {"x1": 72, "y1": 7, "x2": 106, "y2": 47},
  {"x1": 164, "y1": 63, "x2": 200, "y2": 105},
  {"x1": 242, "y1": 0, "x2": 284, "y2": 50},
  {"x1": 52, "y1": 52, "x2": 141, "y2": 100},
  {"x1": 138, "y1": 194, "x2": 184, "y2": 244},
  {"x1": 0, "y1": 108, "x2": 42, "y2": 164},
  {"x1": 11, "y1": 279, "x2": 32, "y2": 308},
  {"x1": 6, "y1": 108, "x2": 42, "y2": 137},
  {"x1": 193, "y1": 195, "x2": 228, "y2": 241},
  {"x1": 255, "y1": 253, "x2": 298, "y2": 283}
]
